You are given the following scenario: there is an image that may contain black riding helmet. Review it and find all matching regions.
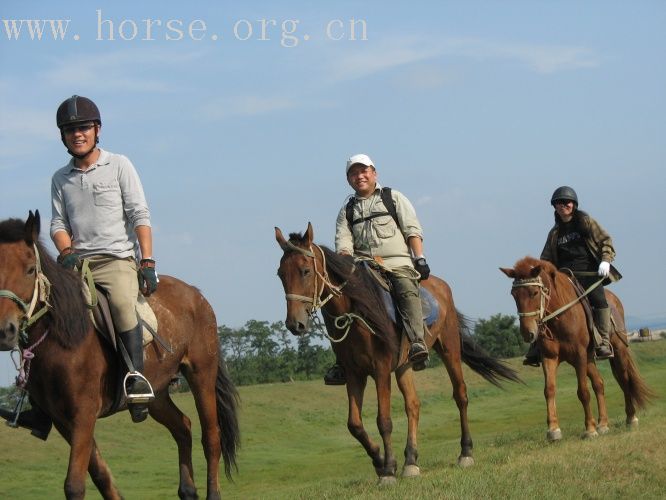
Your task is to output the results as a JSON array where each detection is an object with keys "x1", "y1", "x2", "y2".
[
  {"x1": 56, "y1": 95, "x2": 101, "y2": 158},
  {"x1": 550, "y1": 186, "x2": 578, "y2": 207}
]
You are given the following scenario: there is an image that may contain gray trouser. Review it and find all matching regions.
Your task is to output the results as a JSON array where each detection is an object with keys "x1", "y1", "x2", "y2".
[
  {"x1": 85, "y1": 255, "x2": 139, "y2": 332},
  {"x1": 387, "y1": 269, "x2": 425, "y2": 343}
]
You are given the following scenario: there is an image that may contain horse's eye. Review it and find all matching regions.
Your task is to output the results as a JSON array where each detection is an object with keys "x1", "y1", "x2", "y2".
[
  {"x1": 27, "y1": 266, "x2": 36, "y2": 276},
  {"x1": 301, "y1": 268, "x2": 311, "y2": 277}
]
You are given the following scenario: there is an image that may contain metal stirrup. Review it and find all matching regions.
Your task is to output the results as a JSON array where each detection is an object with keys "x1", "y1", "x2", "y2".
[{"x1": 123, "y1": 371, "x2": 155, "y2": 404}]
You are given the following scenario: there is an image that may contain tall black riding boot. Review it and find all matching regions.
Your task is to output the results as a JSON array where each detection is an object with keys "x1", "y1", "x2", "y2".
[
  {"x1": 119, "y1": 324, "x2": 154, "y2": 423},
  {"x1": 593, "y1": 308, "x2": 614, "y2": 360},
  {"x1": 0, "y1": 400, "x2": 52, "y2": 440},
  {"x1": 523, "y1": 341, "x2": 541, "y2": 367}
]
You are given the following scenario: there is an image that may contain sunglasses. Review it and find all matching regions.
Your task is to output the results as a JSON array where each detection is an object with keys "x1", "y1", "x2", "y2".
[
  {"x1": 62, "y1": 123, "x2": 96, "y2": 135},
  {"x1": 553, "y1": 199, "x2": 574, "y2": 206}
]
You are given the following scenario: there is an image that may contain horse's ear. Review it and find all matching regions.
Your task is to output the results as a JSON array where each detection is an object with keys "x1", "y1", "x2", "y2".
[
  {"x1": 499, "y1": 267, "x2": 515, "y2": 279},
  {"x1": 25, "y1": 210, "x2": 41, "y2": 245},
  {"x1": 529, "y1": 265, "x2": 541, "y2": 278},
  {"x1": 304, "y1": 222, "x2": 314, "y2": 246},
  {"x1": 275, "y1": 227, "x2": 289, "y2": 252}
]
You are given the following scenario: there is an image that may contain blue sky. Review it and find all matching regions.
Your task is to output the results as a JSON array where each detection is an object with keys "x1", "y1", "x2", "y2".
[{"x1": 1, "y1": 1, "x2": 665, "y2": 385}]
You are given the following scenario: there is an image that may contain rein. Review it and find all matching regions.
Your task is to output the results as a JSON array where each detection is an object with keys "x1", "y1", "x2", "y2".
[
  {"x1": 0, "y1": 244, "x2": 52, "y2": 387},
  {"x1": 512, "y1": 274, "x2": 604, "y2": 328}
]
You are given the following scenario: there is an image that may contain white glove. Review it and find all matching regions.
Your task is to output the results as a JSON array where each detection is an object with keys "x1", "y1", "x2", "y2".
[{"x1": 598, "y1": 261, "x2": 610, "y2": 278}]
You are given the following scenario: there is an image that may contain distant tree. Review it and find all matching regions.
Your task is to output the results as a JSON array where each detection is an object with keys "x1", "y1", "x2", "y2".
[{"x1": 473, "y1": 313, "x2": 527, "y2": 359}]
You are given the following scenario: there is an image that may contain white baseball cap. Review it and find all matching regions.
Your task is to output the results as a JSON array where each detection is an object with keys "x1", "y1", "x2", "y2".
[{"x1": 345, "y1": 153, "x2": 374, "y2": 174}]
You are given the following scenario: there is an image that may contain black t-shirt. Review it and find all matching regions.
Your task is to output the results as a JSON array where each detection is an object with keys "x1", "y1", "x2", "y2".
[{"x1": 555, "y1": 220, "x2": 595, "y2": 271}]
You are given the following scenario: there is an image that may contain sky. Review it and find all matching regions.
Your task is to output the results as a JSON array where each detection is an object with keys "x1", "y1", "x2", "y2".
[{"x1": 1, "y1": 1, "x2": 665, "y2": 386}]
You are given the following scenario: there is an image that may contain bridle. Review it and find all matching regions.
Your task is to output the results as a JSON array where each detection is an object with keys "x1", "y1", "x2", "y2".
[
  {"x1": 511, "y1": 276, "x2": 551, "y2": 322},
  {"x1": 281, "y1": 240, "x2": 346, "y2": 312},
  {"x1": 0, "y1": 244, "x2": 52, "y2": 388}
]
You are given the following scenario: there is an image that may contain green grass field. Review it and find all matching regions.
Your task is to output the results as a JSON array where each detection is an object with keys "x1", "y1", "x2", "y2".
[{"x1": 1, "y1": 340, "x2": 664, "y2": 499}]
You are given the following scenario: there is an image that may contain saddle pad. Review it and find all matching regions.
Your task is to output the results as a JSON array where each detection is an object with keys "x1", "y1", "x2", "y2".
[
  {"x1": 380, "y1": 286, "x2": 440, "y2": 327},
  {"x1": 84, "y1": 282, "x2": 158, "y2": 346}
]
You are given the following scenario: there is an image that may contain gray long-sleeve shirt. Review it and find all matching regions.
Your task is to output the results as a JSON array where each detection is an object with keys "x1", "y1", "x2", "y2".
[{"x1": 50, "y1": 149, "x2": 151, "y2": 259}]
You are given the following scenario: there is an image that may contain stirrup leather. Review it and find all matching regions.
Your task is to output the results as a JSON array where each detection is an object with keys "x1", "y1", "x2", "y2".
[{"x1": 123, "y1": 371, "x2": 155, "y2": 404}]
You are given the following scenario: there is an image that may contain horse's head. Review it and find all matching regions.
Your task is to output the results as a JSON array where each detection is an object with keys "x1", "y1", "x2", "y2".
[
  {"x1": 0, "y1": 210, "x2": 41, "y2": 350},
  {"x1": 275, "y1": 222, "x2": 319, "y2": 335},
  {"x1": 500, "y1": 257, "x2": 556, "y2": 343}
]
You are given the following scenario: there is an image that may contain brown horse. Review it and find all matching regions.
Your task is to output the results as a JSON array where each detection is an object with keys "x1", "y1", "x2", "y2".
[
  {"x1": 0, "y1": 211, "x2": 239, "y2": 500},
  {"x1": 275, "y1": 223, "x2": 520, "y2": 483},
  {"x1": 500, "y1": 256, "x2": 654, "y2": 441}
]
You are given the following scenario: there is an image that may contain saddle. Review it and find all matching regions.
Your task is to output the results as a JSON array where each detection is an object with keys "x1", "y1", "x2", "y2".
[
  {"x1": 361, "y1": 260, "x2": 440, "y2": 327},
  {"x1": 561, "y1": 269, "x2": 629, "y2": 347}
]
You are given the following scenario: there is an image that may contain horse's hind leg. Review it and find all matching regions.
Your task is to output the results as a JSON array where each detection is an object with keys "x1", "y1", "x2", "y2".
[
  {"x1": 586, "y1": 360, "x2": 609, "y2": 434},
  {"x1": 396, "y1": 369, "x2": 421, "y2": 477},
  {"x1": 433, "y1": 340, "x2": 473, "y2": 466},
  {"x1": 148, "y1": 392, "x2": 198, "y2": 500}
]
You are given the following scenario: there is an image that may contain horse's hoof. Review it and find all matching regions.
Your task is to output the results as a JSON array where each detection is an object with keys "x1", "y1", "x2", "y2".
[
  {"x1": 626, "y1": 416, "x2": 639, "y2": 429},
  {"x1": 457, "y1": 455, "x2": 474, "y2": 468},
  {"x1": 598, "y1": 425, "x2": 610, "y2": 435},
  {"x1": 547, "y1": 428, "x2": 562, "y2": 442},
  {"x1": 377, "y1": 476, "x2": 397, "y2": 486},
  {"x1": 402, "y1": 465, "x2": 421, "y2": 478},
  {"x1": 581, "y1": 430, "x2": 599, "y2": 440}
]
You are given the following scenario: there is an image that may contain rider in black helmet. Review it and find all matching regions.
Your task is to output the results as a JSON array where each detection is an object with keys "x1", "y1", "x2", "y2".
[{"x1": 523, "y1": 186, "x2": 621, "y2": 366}]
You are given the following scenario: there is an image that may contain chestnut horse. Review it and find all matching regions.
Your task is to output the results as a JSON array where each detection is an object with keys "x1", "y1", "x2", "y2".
[
  {"x1": 0, "y1": 212, "x2": 239, "y2": 500},
  {"x1": 501, "y1": 256, "x2": 654, "y2": 441},
  {"x1": 275, "y1": 223, "x2": 520, "y2": 483}
]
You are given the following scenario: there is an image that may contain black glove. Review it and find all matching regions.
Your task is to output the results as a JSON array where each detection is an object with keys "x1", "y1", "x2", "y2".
[
  {"x1": 57, "y1": 248, "x2": 81, "y2": 270},
  {"x1": 413, "y1": 257, "x2": 430, "y2": 281},
  {"x1": 139, "y1": 258, "x2": 159, "y2": 296}
]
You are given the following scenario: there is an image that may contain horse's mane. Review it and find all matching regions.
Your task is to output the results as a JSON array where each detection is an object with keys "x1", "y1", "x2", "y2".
[
  {"x1": 0, "y1": 218, "x2": 91, "y2": 349},
  {"x1": 287, "y1": 233, "x2": 398, "y2": 352}
]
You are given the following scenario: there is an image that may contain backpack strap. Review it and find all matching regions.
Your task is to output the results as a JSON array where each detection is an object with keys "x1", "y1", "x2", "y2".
[{"x1": 345, "y1": 187, "x2": 402, "y2": 232}]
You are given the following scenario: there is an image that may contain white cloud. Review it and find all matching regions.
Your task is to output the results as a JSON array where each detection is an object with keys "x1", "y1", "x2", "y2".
[{"x1": 324, "y1": 36, "x2": 599, "y2": 82}]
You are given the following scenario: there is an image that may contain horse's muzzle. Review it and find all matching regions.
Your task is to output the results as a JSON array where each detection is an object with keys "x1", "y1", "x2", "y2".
[
  {"x1": 285, "y1": 316, "x2": 309, "y2": 336},
  {"x1": 0, "y1": 320, "x2": 19, "y2": 350}
]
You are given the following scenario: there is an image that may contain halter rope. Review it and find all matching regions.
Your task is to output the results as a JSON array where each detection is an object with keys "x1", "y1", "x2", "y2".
[{"x1": 511, "y1": 273, "x2": 605, "y2": 332}]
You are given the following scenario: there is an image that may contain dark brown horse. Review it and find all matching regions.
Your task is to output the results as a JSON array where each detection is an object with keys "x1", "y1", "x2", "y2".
[
  {"x1": 501, "y1": 256, "x2": 654, "y2": 441},
  {"x1": 275, "y1": 223, "x2": 520, "y2": 483},
  {"x1": 0, "y1": 211, "x2": 239, "y2": 500}
]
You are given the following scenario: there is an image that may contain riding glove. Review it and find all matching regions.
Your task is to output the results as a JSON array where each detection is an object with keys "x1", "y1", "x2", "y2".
[
  {"x1": 139, "y1": 258, "x2": 159, "y2": 295},
  {"x1": 598, "y1": 261, "x2": 610, "y2": 278},
  {"x1": 57, "y1": 247, "x2": 81, "y2": 270},
  {"x1": 413, "y1": 257, "x2": 430, "y2": 281}
]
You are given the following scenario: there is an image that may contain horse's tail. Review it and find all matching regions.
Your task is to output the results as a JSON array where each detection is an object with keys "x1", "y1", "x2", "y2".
[
  {"x1": 609, "y1": 345, "x2": 656, "y2": 410},
  {"x1": 457, "y1": 311, "x2": 523, "y2": 387},
  {"x1": 216, "y1": 355, "x2": 241, "y2": 480}
]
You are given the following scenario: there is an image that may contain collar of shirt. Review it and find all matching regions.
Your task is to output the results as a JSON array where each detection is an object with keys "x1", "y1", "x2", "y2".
[{"x1": 67, "y1": 148, "x2": 112, "y2": 173}]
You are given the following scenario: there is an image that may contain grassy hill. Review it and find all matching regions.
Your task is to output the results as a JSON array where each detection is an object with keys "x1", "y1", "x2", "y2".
[{"x1": 1, "y1": 341, "x2": 664, "y2": 499}]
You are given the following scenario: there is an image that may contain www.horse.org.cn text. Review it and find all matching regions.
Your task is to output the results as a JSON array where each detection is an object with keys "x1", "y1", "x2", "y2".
[{"x1": 1, "y1": 10, "x2": 369, "y2": 47}]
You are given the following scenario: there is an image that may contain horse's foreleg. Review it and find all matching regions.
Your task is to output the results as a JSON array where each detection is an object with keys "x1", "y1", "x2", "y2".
[
  {"x1": 56, "y1": 415, "x2": 96, "y2": 500},
  {"x1": 437, "y1": 342, "x2": 473, "y2": 466},
  {"x1": 395, "y1": 369, "x2": 420, "y2": 477},
  {"x1": 542, "y1": 358, "x2": 562, "y2": 441},
  {"x1": 346, "y1": 375, "x2": 383, "y2": 475},
  {"x1": 574, "y1": 357, "x2": 598, "y2": 439},
  {"x1": 586, "y1": 361, "x2": 609, "y2": 433},
  {"x1": 148, "y1": 392, "x2": 198, "y2": 500},
  {"x1": 375, "y1": 370, "x2": 397, "y2": 480},
  {"x1": 88, "y1": 439, "x2": 122, "y2": 499}
]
